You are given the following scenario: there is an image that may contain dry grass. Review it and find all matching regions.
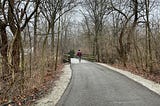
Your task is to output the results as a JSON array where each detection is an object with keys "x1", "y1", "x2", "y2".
[
  {"x1": 111, "y1": 63, "x2": 160, "y2": 84},
  {"x1": 0, "y1": 50, "x2": 64, "y2": 105}
]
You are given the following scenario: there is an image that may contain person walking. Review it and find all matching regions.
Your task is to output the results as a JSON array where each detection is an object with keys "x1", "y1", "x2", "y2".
[{"x1": 76, "y1": 50, "x2": 82, "y2": 63}]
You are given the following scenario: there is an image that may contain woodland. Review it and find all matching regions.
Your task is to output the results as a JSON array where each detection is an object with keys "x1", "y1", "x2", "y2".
[{"x1": 0, "y1": 0, "x2": 160, "y2": 105}]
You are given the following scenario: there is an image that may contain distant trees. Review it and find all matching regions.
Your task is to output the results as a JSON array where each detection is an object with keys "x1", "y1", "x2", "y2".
[
  {"x1": 80, "y1": 0, "x2": 160, "y2": 72},
  {"x1": 40, "y1": 0, "x2": 78, "y2": 70},
  {"x1": 83, "y1": 0, "x2": 110, "y2": 61}
]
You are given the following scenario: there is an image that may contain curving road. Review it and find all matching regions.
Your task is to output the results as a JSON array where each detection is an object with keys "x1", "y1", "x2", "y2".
[{"x1": 56, "y1": 58, "x2": 160, "y2": 106}]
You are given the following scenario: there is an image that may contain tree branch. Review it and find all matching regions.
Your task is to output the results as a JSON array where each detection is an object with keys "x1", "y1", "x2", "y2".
[{"x1": 21, "y1": 0, "x2": 41, "y2": 30}]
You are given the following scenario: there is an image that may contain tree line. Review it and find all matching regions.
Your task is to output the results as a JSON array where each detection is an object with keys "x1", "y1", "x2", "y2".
[
  {"x1": 79, "y1": 0, "x2": 160, "y2": 73},
  {"x1": 0, "y1": 0, "x2": 79, "y2": 104}
]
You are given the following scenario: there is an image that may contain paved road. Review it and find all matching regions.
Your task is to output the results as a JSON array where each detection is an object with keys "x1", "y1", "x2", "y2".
[{"x1": 56, "y1": 59, "x2": 160, "y2": 106}]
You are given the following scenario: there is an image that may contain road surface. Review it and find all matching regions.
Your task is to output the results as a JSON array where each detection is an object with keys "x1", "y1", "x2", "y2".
[{"x1": 56, "y1": 59, "x2": 160, "y2": 106}]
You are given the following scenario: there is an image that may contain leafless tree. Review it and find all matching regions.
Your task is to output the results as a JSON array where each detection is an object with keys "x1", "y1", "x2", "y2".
[
  {"x1": 83, "y1": 0, "x2": 110, "y2": 61},
  {"x1": 40, "y1": 0, "x2": 79, "y2": 69}
]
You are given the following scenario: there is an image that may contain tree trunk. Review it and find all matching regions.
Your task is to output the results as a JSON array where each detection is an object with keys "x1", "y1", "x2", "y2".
[
  {"x1": 145, "y1": 0, "x2": 153, "y2": 71},
  {"x1": 0, "y1": 23, "x2": 9, "y2": 78},
  {"x1": 55, "y1": 17, "x2": 61, "y2": 71},
  {"x1": 95, "y1": 19, "x2": 100, "y2": 62},
  {"x1": 12, "y1": 29, "x2": 21, "y2": 73},
  {"x1": 33, "y1": 8, "x2": 38, "y2": 59},
  {"x1": 8, "y1": 0, "x2": 20, "y2": 73},
  {"x1": 27, "y1": 24, "x2": 32, "y2": 78},
  {"x1": 118, "y1": 27, "x2": 126, "y2": 67},
  {"x1": 51, "y1": 24, "x2": 55, "y2": 69},
  {"x1": 51, "y1": 15, "x2": 56, "y2": 53},
  {"x1": 95, "y1": 33, "x2": 100, "y2": 62},
  {"x1": 126, "y1": 0, "x2": 138, "y2": 54},
  {"x1": 19, "y1": 30, "x2": 25, "y2": 93},
  {"x1": 41, "y1": 25, "x2": 50, "y2": 80}
]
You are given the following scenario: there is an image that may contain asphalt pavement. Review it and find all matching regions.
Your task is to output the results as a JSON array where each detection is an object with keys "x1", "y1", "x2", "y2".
[{"x1": 56, "y1": 59, "x2": 160, "y2": 106}]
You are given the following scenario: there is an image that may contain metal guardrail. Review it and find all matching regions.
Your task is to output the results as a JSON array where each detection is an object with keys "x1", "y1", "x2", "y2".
[
  {"x1": 63, "y1": 54, "x2": 70, "y2": 63},
  {"x1": 81, "y1": 54, "x2": 96, "y2": 62}
]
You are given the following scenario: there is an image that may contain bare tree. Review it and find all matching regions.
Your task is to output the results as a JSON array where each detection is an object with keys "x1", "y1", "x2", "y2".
[
  {"x1": 40, "y1": 0, "x2": 78, "y2": 69},
  {"x1": 0, "y1": 19, "x2": 8, "y2": 78},
  {"x1": 110, "y1": 0, "x2": 139, "y2": 66},
  {"x1": 83, "y1": 0, "x2": 110, "y2": 61},
  {"x1": 33, "y1": 3, "x2": 40, "y2": 59},
  {"x1": 145, "y1": 0, "x2": 153, "y2": 71}
]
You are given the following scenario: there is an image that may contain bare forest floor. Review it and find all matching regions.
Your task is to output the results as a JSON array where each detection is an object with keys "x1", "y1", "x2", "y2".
[
  {"x1": 0, "y1": 64, "x2": 64, "y2": 106},
  {"x1": 111, "y1": 64, "x2": 160, "y2": 84}
]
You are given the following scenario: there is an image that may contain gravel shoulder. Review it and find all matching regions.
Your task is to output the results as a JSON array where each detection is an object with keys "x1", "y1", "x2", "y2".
[
  {"x1": 98, "y1": 63, "x2": 160, "y2": 96},
  {"x1": 32, "y1": 64, "x2": 72, "y2": 106}
]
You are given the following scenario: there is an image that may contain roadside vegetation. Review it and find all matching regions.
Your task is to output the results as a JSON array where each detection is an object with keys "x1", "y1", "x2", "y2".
[{"x1": 0, "y1": 0, "x2": 79, "y2": 105}]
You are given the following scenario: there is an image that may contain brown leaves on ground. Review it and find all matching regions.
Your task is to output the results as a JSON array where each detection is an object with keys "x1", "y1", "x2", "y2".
[
  {"x1": 0, "y1": 64, "x2": 64, "y2": 106},
  {"x1": 111, "y1": 64, "x2": 160, "y2": 84}
]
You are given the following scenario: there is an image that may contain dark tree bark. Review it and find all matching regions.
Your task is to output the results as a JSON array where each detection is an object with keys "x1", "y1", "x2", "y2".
[
  {"x1": 0, "y1": 20, "x2": 9, "y2": 78},
  {"x1": 111, "y1": 0, "x2": 138, "y2": 67},
  {"x1": 7, "y1": 0, "x2": 40, "y2": 73},
  {"x1": 33, "y1": 7, "x2": 39, "y2": 59},
  {"x1": 145, "y1": 0, "x2": 153, "y2": 71}
]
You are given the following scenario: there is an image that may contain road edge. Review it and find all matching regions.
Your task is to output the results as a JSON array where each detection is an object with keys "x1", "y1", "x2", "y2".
[
  {"x1": 33, "y1": 64, "x2": 72, "y2": 106},
  {"x1": 97, "y1": 63, "x2": 160, "y2": 96}
]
